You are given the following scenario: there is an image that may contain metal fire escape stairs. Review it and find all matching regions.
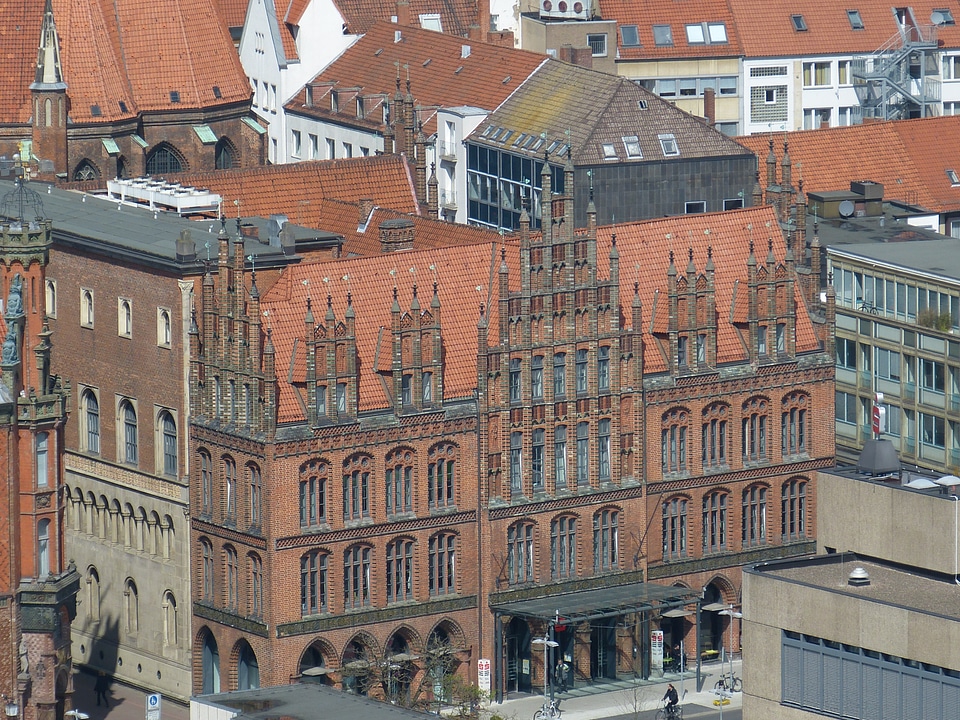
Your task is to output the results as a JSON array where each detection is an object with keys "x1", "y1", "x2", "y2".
[{"x1": 852, "y1": 10, "x2": 941, "y2": 122}]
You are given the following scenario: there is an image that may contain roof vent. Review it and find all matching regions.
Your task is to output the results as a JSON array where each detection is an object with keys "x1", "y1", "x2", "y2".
[
  {"x1": 856, "y1": 438, "x2": 900, "y2": 476},
  {"x1": 462, "y1": 44, "x2": 471, "y2": 58},
  {"x1": 848, "y1": 567, "x2": 870, "y2": 587}
]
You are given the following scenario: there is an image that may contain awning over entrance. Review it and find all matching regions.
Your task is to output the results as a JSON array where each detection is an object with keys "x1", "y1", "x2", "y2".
[{"x1": 490, "y1": 582, "x2": 701, "y2": 625}]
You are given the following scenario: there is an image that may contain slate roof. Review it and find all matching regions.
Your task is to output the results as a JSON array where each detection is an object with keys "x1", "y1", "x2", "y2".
[
  {"x1": 261, "y1": 204, "x2": 819, "y2": 422},
  {"x1": 736, "y1": 116, "x2": 960, "y2": 214},
  {"x1": 170, "y1": 155, "x2": 422, "y2": 219},
  {"x1": 724, "y1": 0, "x2": 960, "y2": 58},
  {"x1": 286, "y1": 21, "x2": 548, "y2": 132},
  {"x1": 334, "y1": 0, "x2": 479, "y2": 37},
  {"x1": 600, "y1": 0, "x2": 743, "y2": 61},
  {"x1": 470, "y1": 59, "x2": 753, "y2": 166},
  {"x1": 0, "y1": 0, "x2": 251, "y2": 125}
]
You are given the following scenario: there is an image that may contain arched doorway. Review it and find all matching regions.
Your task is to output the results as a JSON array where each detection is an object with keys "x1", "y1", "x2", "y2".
[
  {"x1": 701, "y1": 583, "x2": 726, "y2": 660},
  {"x1": 236, "y1": 640, "x2": 260, "y2": 690},
  {"x1": 342, "y1": 637, "x2": 373, "y2": 696},
  {"x1": 299, "y1": 641, "x2": 332, "y2": 685},
  {"x1": 384, "y1": 633, "x2": 414, "y2": 704},
  {"x1": 425, "y1": 623, "x2": 464, "y2": 705},
  {"x1": 201, "y1": 631, "x2": 220, "y2": 694},
  {"x1": 505, "y1": 617, "x2": 532, "y2": 693}
]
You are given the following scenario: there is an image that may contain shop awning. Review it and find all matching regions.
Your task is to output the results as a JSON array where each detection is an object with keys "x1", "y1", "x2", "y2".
[{"x1": 490, "y1": 582, "x2": 700, "y2": 625}]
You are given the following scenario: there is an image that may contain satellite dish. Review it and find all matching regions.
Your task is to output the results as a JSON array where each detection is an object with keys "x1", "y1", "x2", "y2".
[
  {"x1": 838, "y1": 200, "x2": 855, "y2": 218},
  {"x1": 932, "y1": 10, "x2": 945, "y2": 25}
]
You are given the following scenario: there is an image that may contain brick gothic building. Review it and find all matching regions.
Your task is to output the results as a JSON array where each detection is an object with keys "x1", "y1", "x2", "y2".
[
  {"x1": 0, "y1": 176, "x2": 78, "y2": 720},
  {"x1": 189, "y1": 166, "x2": 834, "y2": 699},
  {"x1": 0, "y1": 0, "x2": 264, "y2": 184}
]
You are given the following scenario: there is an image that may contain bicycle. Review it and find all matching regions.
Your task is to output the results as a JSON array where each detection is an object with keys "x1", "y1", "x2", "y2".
[
  {"x1": 654, "y1": 701, "x2": 683, "y2": 720},
  {"x1": 714, "y1": 673, "x2": 742, "y2": 693},
  {"x1": 533, "y1": 698, "x2": 561, "y2": 720}
]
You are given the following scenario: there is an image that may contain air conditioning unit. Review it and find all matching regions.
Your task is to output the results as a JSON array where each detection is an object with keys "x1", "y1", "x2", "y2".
[{"x1": 539, "y1": 0, "x2": 591, "y2": 21}]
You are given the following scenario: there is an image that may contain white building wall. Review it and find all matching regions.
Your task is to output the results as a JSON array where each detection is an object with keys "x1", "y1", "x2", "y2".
[
  {"x1": 284, "y1": 115, "x2": 384, "y2": 161},
  {"x1": 436, "y1": 107, "x2": 487, "y2": 224}
]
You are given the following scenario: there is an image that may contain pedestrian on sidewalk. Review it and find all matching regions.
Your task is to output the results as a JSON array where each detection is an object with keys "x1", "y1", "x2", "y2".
[{"x1": 95, "y1": 671, "x2": 110, "y2": 708}]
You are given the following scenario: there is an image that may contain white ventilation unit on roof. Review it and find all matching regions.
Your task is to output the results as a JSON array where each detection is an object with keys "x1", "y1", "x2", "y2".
[{"x1": 540, "y1": 0, "x2": 591, "y2": 21}]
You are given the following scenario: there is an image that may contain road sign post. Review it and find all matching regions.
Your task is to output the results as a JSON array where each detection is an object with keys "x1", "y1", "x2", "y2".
[{"x1": 146, "y1": 693, "x2": 161, "y2": 720}]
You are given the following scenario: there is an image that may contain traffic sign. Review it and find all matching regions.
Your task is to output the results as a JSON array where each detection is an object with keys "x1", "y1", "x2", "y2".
[{"x1": 146, "y1": 693, "x2": 161, "y2": 720}]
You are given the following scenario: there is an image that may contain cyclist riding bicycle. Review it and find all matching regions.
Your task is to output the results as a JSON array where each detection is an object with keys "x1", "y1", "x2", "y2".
[{"x1": 662, "y1": 683, "x2": 679, "y2": 717}]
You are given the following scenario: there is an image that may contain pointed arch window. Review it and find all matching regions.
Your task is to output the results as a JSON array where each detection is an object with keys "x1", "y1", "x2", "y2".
[
  {"x1": 162, "y1": 591, "x2": 177, "y2": 646},
  {"x1": 146, "y1": 144, "x2": 184, "y2": 175},
  {"x1": 73, "y1": 160, "x2": 100, "y2": 182},
  {"x1": 215, "y1": 138, "x2": 235, "y2": 170}
]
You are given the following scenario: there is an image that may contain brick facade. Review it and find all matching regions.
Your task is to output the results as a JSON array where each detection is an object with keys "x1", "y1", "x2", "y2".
[{"x1": 190, "y1": 166, "x2": 834, "y2": 701}]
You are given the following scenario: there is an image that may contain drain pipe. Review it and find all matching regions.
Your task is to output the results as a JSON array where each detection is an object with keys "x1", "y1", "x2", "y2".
[{"x1": 954, "y1": 495, "x2": 959, "y2": 586}]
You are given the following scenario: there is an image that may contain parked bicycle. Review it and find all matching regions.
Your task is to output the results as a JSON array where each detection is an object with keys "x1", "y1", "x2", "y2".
[
  {"x1": 654, "y1": 700, "x2": 683, "y2": 720},
  {"x1": 533, "y1": 698, "x2": 561, "y2": 720},
  {"x1": 714, "y1": 673, "x2": 742, "y2": 693}
]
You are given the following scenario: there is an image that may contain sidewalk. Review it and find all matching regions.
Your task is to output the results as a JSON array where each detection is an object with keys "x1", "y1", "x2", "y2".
[
  {"x1": 490, "y1": 660, "x2": 742, "y2": 720},
  {"x1": 71, "y1": 669, "x2": 189, "y2": 720}
]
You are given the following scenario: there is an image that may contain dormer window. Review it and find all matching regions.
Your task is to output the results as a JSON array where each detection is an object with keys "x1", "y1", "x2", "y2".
[
  {"x1": 357, "y1": 96, "x2": 365, "y2": 119},
  {"x1": 847, "y1": 10, "x2": 864, "y2": 29},
  {"x1": 331, "y1": 92, "x2": 339, "y2": 112},
  {"x1": 791, "y1": 14, "x2": 807, "y2": 31}
]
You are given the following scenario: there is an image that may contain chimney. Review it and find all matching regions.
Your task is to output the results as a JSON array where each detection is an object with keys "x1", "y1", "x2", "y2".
[
  {"x1": 176, "y1": 229, "x2": 196, "y2": 262},
  {"x1": 359, "y1": 198, "x2": 375, "y2": 226},
  {"x1": 396, "y1": 0, "x2": 411, "y2": 26},
  {"x1": 379, "y1": 218, "x2": 415, "y2": 252},
  {"x1": 703, "y1": 87, "x2": 716, "y2": 125},
  {"x1": 556, "y1": 45, "x2": 593, "y2": 69},
  {"x1": 239, "y1": 222, "x2": 260, "y2": 241}
]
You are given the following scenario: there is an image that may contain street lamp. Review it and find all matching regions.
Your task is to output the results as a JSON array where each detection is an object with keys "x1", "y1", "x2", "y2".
[
  {"x1": 4, "y1": 699, "x2": 18, "y2": 718},
  {"x1": 717, "y1": 606, "x2": 742, "y2": 688},
  {"x1": 532, "y1": 635, "x2": 559, "y2": 701},
  {"x1": 65, "y1": 711, "x2": 89, "y2": 720}
]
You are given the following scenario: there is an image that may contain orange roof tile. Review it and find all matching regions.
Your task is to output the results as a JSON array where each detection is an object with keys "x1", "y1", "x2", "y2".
[
  {"x1": 737, "y1": 117, "x2": 960, "y2": 213},
  {"x1": 214, "y1": 0, "x2": 249, "y2": 28},
  {"x1": 725, "y1": 0, "x2": 960, "y2": 58},
  {"x1": 0, "y1": 0, "x2": 251, "y2": 126},
  {"x1": 286, "y1": 22, "x2": 547, "y2": 128},
  {"x1": 594, "y1": 205, "x2": 820, "y2": 372},
  {"x1": 274, "y1": 0, "x2": 299, "y2": 62},
  {"x1": 171, "y1": 155, "x2": 422, "y2": 218},
  {"x1": 599, "y1": 0, "x2": 744, "y2": 60},
  {"x1": 334, "y1": 0, "x2": 479, "y2": 36},
  {"x1": 262, "y1": 241, "x2": 513, "y2": 420},
  {"x1": 262, "y1": 204, "x2": 820, "y2": 422}
]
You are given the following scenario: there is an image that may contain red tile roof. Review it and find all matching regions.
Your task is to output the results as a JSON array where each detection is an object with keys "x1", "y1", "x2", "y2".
[
  {"x1": 724, "y1": 0, "x2": 960, "y2": 57},
  {"x1": 0, "y1": 0, "x2": 252, "y2": 125},
  {"x1": 262, "y1": 205, "x2": 820, "y2": 421},
  {"x1": 214, "y1": 0, "x2": 249, "y2": 28},
  {"x1": 737, "y1": 117, "x2": 960, "y2": 213},
  {"x1": 594, "y1": 204, "x2": 821, "y2": 372},
  {"x1": 170, "y1": 155, "x2": 422, "y2": 218},
  {"x1": 286, "y1": 21, "x2": 547, "y2": 129},
  {"x1": 274, "y1": 0, "x2": 299, "y2": 62},
  {"x1": 600, "y1": 0, "x2": 744, "y2": 60},
  {"x1": 262, "y1": 241, "x2": 512, "y2": 419},
  {"x1": 334, "y1": 0, "x2": 480, "y2": 37}
]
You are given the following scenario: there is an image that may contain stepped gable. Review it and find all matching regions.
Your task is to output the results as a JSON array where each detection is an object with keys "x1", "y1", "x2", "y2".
[
  {"x1": 738, "y1": 117, "x2": 960, "y2": 213},
  {"x1": 260, "y1": 241, "x2": 516, "y2": 421}
]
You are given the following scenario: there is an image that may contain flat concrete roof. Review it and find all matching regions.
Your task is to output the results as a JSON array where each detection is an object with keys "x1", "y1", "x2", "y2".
[
  {"x1": 195, "y1": 682, "x2": 433, "y2": 720},
  {"x1": 748, "y1": 554, "x2": 960, "y2": 622},
  {"x1": 829, "y1": 236, "x2": 960, "y2": 284}
]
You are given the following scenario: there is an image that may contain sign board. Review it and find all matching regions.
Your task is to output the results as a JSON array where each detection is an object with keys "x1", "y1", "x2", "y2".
[
  {"x1": 651, "y1": 630, "x2": 664, "y2": 673},
  {"x1": 146, "y1": 693, "x2": 161, "y2": 720},
  {"x1": 477, "y1": 658, "x2": 491, "y2": 696}
]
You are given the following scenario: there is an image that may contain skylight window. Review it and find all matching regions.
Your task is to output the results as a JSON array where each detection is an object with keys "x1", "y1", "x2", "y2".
[
  {"x1": 90, "y1": 105, "x2": 102, "y2": 117},
  {"x1": 213, "y1": 86, "x2": 222, "y2": 99},
  {"x1": 658, "y1": 133, "x2": 680, "y2": 156},
  {"x1": 653, "y1": 24, "x2": 674, "y2": 46},
  {"x1": 847, "y1": 10, "x2": 864, "y2": 29},
  {"x1": 686, "y1": 24, "x2": 705, "y2": 44},
  {"x1": 622, "y1": 135, "x2": 642, "y2": 158},
  {"x1": 170, "y1": 90, "x2": 181, "y2": 103},
  {"x1": 948, "y1": 169, "x2": 960, "y2": 185},
  {"x1": 620, "y1": 24, "x2": 640, "y2": 47},
  {"x1": 791, "y1": 14, "x2": 808, "y2": 31},
  {"x1": 933, "y1": 8, "x2": 955, "y2": 24},
  {"x1": 708, "y1": 22, "x2": 727, "y2": 43},
  {"x1": 602, "y1": 143, "x2": 618, "y2": 160}
]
